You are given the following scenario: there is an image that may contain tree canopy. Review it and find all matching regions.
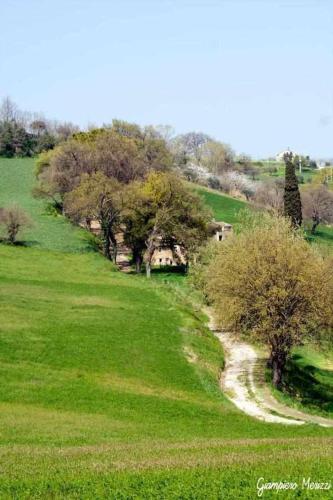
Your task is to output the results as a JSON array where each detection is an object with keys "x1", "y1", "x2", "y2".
[{"x1": 35, "y1": 122, "x2": 173, "y2": 207}]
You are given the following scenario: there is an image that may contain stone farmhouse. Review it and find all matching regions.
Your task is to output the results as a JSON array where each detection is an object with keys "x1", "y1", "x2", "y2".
[
  {"x1": 85, "y1": 219, "x2": 232, "y2": 268},
  {"x1": 149, "y1": 221, "x2": 232, "y2": 266}
]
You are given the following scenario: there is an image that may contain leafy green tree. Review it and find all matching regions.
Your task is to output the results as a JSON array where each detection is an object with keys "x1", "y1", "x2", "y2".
[
  {"x1": 0, "y1": 122, "x2": 16, "y2": 157},
  {"x1": 122, "y1": 183, "x2": 152, "y2": 273},
  {"x1": 110, "y1": 120, "x2": 173, "y2": 172},
  {"x1": 124, "y1": 172, "x2": 211, "y2": 277},
  {"x1": 36, "y1": 124, "x2": 172, "y2": 208},
  {"x1": 30, "y1": 120, "x2": 56, "y2": 153},
  {"x1": 0, "y1": 121, "x2": 34, "y2": 157},
  {"x1": 204, "y1": 213, "x2": 332, "y2": 387},
  {"x1": 64, "y1": 172, "x2": 123, "y2": 262},
  {"x1": 284, "y1": 152, "x2": 302, "y2": 227}
]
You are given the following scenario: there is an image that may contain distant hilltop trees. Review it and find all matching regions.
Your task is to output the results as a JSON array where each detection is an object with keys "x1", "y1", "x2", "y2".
[{"x1": 0, "y1": 96, "x2": 79, "y2": 157}]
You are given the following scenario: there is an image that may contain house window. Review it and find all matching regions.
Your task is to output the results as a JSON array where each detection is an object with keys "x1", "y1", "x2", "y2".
[
  {"x1": 219, "y1": 234, "x2": 222, "y2": 241},
  {"x1": 159, "y1": 258, "x2": 162, "y2": 263},
  {"x1": 170, "y1": 260, "x2": 173, "y2": 265}
]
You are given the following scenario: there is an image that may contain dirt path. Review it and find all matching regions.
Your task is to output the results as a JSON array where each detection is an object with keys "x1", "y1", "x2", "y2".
[{"x1": 208, "y1": 312, "x2": 333, "y2": 427}]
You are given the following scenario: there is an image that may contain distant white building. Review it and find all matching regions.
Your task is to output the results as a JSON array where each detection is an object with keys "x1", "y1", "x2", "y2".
[
  {"x1": 275, "y1": 149, "x2": 299, "y2": 162},
  {"x1": 316, "y1": 160, "x2": 327, "y2": 169}
]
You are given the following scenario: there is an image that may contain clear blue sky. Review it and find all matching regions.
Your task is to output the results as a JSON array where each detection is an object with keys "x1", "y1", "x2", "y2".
[{"x1": 1, "y1": 0, "x2": 332, "y2": 158}]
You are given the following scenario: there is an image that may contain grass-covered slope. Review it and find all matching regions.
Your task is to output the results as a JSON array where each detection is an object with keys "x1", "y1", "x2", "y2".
[
  {"x1": 306, "y1": 224, "x2": 333, "y2": 248},
  {"x1": 0, "y1": 245, "x2": 227, "y2": 442},
  {"x1": 191, "y1": 184, "x2": 247, "y2": 224},
  {"x1": 194, "y1": 180, "x2": 333, "y2": 249},
  {"x1": 1, "y1": 247, "x2": 333, "y2": 497},
  {"x1": 0, "y1": 158, "x2": 332, "y2": 498},
  {"x1": 0, "y1": 158, "x2": 90, "y2": 252},
  {"x1": 272, "y1": 346, "x2": 333, "y2": 417}
]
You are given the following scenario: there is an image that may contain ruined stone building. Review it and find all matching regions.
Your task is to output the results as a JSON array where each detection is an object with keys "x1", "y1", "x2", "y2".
[{"x1": 83, "y1": 219, "x2": 232, "y2": 268}]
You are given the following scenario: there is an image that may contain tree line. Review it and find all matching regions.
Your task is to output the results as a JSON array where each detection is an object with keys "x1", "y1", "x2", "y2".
[
  {"x1": 0, "y1": 97, "x2": 78, "y2": 157},
  {"x1": 0, "y1": 97, "x2": 254, "y2": 178}
]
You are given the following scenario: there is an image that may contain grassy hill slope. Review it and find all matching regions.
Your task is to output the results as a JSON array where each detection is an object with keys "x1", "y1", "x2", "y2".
[
  {"x1": 0, "y1": 158, "x2": 90, "y2": 252},
  {"x1": 194, "y1": 181, "x2": 333, "y2": 249},
  {"x1": 192, "y1": 184, "x2": 247, "y2": 224},
  {"x1": 0, "y1": 158, "x2": 332, "y2": 498}
]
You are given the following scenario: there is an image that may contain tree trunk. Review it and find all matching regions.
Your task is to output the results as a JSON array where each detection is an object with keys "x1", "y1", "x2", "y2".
[
  {"x1": 135, "y1": 254, "x2": 143, "y2": 273},
  {"x1": 102, "y1": 224, "x2": 112, "y2": 261},
  {"x1": 85, "y1": 217, "x2": 92, "y2": 229},
  {"x1": 271, "y1": 350, "x2": 287, "y2": 388},
  {"x1": 272, "y1": 360, "x2": 283, "y2": 387},
  {"x1": 266, "y1": 351, "x2": 273, "y2": 369},
  {"x1": 101, "y1": 218, "x2": 118, "y2": 263},
  {"x1": 145, "y1": 246, "x2": 155, "y2": 278},
  {"x1": 112, "y1": 246, "x2": 117, "y2": 264},
  {"x1": 110, "y1": 232, "x2": 117, "y2": 264},
  {"x1": 146, "y1": 260, "x2": 151, "y2": 278},
  {"x1": 145, "y1": 225, "x2": 158, "y2": 278},
  {"x1": 103, "y1": 237, "x2": 111, "y2": 260},
  {"x1": 8, "y1": 223, "x2": 18, "y2": 244},
  {"x1": 311, "y1": 218, "x2": 320, "y2": 235}
]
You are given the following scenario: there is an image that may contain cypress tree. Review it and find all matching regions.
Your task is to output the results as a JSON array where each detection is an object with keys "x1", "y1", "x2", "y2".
[{"x1": 284, "y1": 152, "x2": 302, "y2": 227}]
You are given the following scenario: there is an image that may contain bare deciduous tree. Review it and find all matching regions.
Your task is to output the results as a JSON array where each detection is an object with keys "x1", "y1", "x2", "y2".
[
  {"x1": 200, "y1": 140, "x2": 234, "y2": 174},
  {"x1": 0, "y1": 205, "x2": 32, "y2": 243},
  {"x1": 0, "y1": 96, "x2": 19, "y2": 122},
  {"x1": 302, "y1": 185, "x2": 333, "y2": 234},
  {"x1": 252, "y1": 179, "x2": 284, "y2": 214}
]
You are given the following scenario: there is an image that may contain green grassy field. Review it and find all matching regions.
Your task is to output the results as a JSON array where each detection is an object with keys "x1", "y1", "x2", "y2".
[
  {"x1": 256, "y1": 161, "x2": 317, "y2": 184},
  {"x1": 0, "y1": 158, "x2": 332, "y2": 498},
  {"x1": 192, "y1": 184, "x2": 247, "y2": 224},
  {"x1": 306, "y1": 224, "x2": 333, "y2": 249},
  {"x1": 0, "y1": 158, "x2": 91, "y2": 252},
  {"x1": 271, "y1": 346, "x2": 333, "y2": 417}
]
